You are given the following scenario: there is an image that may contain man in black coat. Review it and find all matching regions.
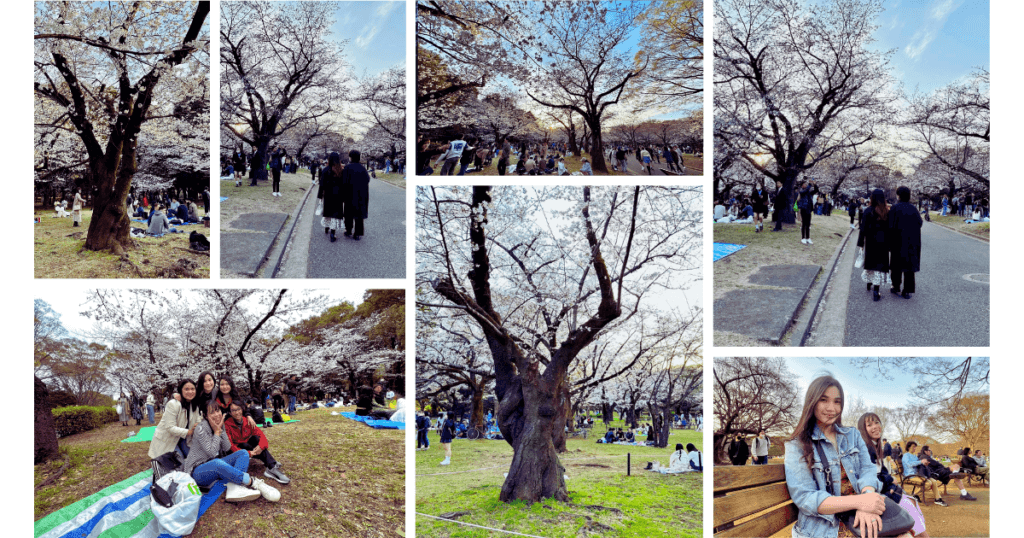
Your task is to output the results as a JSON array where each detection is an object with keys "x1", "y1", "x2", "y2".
[
  {"x1": 342, "y1": 150, "x2": 371, "y2": 240},
  {"x1": 888, "y1": 186, "x2": 923, "y2": 299}
]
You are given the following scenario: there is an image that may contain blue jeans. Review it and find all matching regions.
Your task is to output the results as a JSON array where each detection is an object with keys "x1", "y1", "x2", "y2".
[
  {"x1": 457, "y1": 163, "x2": 469, "y2": 175},
  {"x1": 192, "y1": 449, "x2": 250, "y2": 487},
  {"x1": 147, "y1": 405, "x2": 155, "y2": 424},
  {"x1": 176, "y1": 437, "x2": 191, "y2": 458},
  {"x1": 288, "y1": 395, "x2": 296, "y2": 414}
]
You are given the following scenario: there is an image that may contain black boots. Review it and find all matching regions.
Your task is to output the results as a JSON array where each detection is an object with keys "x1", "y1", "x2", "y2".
[
  {"x1": 872, "y1": 285, "x2": 881, "y2": 301},
  {"x1": 330, "y1": 229, "x2": 336, "y2": 242}
]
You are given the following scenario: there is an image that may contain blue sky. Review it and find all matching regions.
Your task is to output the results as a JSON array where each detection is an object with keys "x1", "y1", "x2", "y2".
[
  {"x1": 330, "y1": 1, "x2": 405, "y2": 77},
  {"x1": 873, "y1": 0, "x2": 989, "y2": 94}
]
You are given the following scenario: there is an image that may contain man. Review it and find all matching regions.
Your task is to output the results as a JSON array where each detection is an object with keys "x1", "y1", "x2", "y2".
[
  {"x1": 752, "y1": 430, "x2": 770, "y2": 465},
  {"x1": 893, "y1": 442, "x2": 902, "y2": 460},
  {"x1": 439, "y1": 135, "x2": 469, "y2": 175},
  {"x1": 883, "y1": 438, "x2": 892, "y2": 459},
  {"x1": 342, "y1": 150, "x2": 371, "y2": 240},
  {"x1": 888, "y1": 186, "x2": 924, "y2": 299},
  {"x1": 416, "y1": 412, "x2": 431, "y2": 450},
  {"x1": 615, "y1": 146, "x2": 628, "y2": 173},
  {"x1": 284, "y1": 375, "x2": 299, "y2": 414},
  {"x1": 269, "y1": 146, "x2": 285, "y2": 196},
  {"x1": 920, "y1": 445, "x2": 977, "y2": 501}
]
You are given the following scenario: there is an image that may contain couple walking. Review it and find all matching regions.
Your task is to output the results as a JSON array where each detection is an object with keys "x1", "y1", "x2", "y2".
[
  {"x1": 317, "y1": 150, "x2": 370, "y2": 242},
  {"x1": 857, "y1": 187, "x2": 922, "y2": 301}
]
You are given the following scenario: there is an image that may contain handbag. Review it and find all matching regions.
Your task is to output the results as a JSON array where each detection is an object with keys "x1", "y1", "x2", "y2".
[
  {"x1": 814, "y1": 442, "x2": 915, "y2": 537},
  {"x1": 854, "y1": 247, "x2": 864, "y2": 269},
  {"x1": 314, "y1": 198, "x2": 323, "y2": 216},
  {"x1": 898, "y1": 493, "x2": 927, "y2": 535}
]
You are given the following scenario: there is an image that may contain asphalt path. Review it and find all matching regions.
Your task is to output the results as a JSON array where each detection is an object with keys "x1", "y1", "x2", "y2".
[
  {"x1": 843, "y1": 222, "x2": 988, "y2": 346},
  {"x1": 295, "y1": 176, "x2": 406, "y2": 279},
  {"x1": 604, "y1": 152, "x2": 696, "y2": 176}
]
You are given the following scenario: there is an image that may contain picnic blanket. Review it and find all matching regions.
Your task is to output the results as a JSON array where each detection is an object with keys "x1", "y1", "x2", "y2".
[
  {"x1": 260, "y1": 419, "x2": 300, "y2": 427},
  {"x1": 34, "y1": 469, "x2": 225, "y2": 538},
  {"x1": 220, "y1": 197, "x2": 229, "y2": 202},
  {"x1": 336, "y1": 411, "x2": 405, "y2": 430},
  {"x1": 713, "y1": 242, "x2": 747, "y2": 262},
  {"x1": 121, "y1": 426, "x2": 158, "y2": 443}
]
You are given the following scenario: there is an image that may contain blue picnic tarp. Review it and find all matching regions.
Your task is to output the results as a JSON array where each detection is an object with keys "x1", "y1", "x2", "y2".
[
  {"x1": 713, "y1": 242, "x2": 746, "y2": 262},
  {"x1": 338, "y1": 411, "x2": 405, "y2": 430}
]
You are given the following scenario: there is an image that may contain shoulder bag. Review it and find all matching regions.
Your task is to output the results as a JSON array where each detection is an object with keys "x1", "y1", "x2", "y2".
[{"x1": 813, "y1": 441, "x2": 915, "y2": 537}]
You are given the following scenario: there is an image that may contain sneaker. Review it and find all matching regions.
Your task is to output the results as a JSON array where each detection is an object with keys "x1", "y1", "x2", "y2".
[
  {"x1": 440, "y1": 457, "x2": 450, "y2": 466},
  {"x1": 801, "y1": 239, "x2": 807, "y2": 244},
  {"x1": 960, "y1": 492, "x2": 977, "y2": 501},
  {"x1": 225, "y1": 482, "x2": 260, "y2": 502},
  {"x1": 265, "y1": 464, "x2": 291, "y2": 485},
  {"x1": 806, "y1": 239, "x2": 813, "y2": 245},
  {"x1": 934, "y1": 499, "x2": 948, "y2": 507},
  {"x1": 249, "y1": 476, "x2": 281, "y2": 502}
]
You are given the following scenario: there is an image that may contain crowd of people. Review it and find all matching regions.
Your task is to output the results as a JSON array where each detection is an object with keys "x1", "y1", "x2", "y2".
[
  {"x1": 48, "y1": 187, "x2": 210, "y2": 237},
  {"x1": 223, "y1": 144, "x2": 404, "y2": 194}
]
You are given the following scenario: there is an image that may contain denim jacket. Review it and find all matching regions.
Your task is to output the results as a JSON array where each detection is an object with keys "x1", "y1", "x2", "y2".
[{"x1": 784, "y1": 424, "x2": 882, "y2": 538}]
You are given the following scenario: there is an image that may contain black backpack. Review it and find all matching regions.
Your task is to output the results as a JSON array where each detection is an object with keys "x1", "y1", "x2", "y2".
[
  {"x1": 189, "y1": 231, "x2": 210, "y2": 252},
  {"x1": 272, "y1": 410, "x2": 284, "y2": 423}
]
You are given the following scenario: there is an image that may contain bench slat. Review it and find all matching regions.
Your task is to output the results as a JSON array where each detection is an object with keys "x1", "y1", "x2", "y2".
[
  {"x1": 714, "y1": 481, "x2": 792, "y2": 528},
  {"x1": 714, "y1": 465, "x2": 788, "y2": 493},
  {"x1": 715, "y1": 501, "x2": 798, "y2": 537}
]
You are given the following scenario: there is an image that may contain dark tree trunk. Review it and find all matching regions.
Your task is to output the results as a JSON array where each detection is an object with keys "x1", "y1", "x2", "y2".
[
  {"x1": 772, "y1": 169, "x2": 800, "y2": 229},
  {"x1": 552, "y1": 384, "x2": 570, "y2": 453},
  {"x1": 35, "y1": 376, "x2": 60, "y2": 464},
  {"x1": 471, "y1": 385, "x2": 485, "y2": 430},
  {"x1": 587, "y1": 117, "x2": 608, "y2": 173},
  {"x1": 250, "y1": 138, "x2": 271, "y2": 181},
  {"x1": 84, "y1": 140, "x2": 135, "y2": 254}
]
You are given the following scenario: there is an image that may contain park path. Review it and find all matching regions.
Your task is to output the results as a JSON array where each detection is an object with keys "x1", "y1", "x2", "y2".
[
  {"x1": 612, "y1": 152, "x2": 697, "y2": 176},
  {"x1": 282, "y1": 176, "x2": 405, "y2": 278},
  {"x1": 843, "y1": 222, "x2": 988, "y2": 346}
]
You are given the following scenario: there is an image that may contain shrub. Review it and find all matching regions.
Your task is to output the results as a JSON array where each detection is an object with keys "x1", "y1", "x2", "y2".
[
  {"x1": 48, "y1": 391, "x2": 78, "y2": 409},
  {"x1": 52, "y1": 405, "x2": 117, "y2": 438}
]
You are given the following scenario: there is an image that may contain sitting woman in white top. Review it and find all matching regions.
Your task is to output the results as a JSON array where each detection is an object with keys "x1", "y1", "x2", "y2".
[
  {"x1": 686, "y1": 443, "x2": 703, "y2": 471},
  {"x1": 181, "y1": 389, "x2": 281, "y2": 503},
  {"x1": 654, "y1": 443, "x2": 691, "y2": 474}
]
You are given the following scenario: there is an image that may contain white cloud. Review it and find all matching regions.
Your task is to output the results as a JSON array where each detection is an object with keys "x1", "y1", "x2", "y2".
[
  {"x1": 903, "y1": 0, "x2": 963, "y2": 60},
  {"x1": 353, "y1": 3, "x2": 400, "y2": 49}
]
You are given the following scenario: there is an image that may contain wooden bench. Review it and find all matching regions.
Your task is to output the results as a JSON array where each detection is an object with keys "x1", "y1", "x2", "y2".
[
  {"x1": 714, "y1": 464, "x2": 798, "y2": 537},
  {"x1": 888, "y1": 457, "x2": 947, "y2": 501}
]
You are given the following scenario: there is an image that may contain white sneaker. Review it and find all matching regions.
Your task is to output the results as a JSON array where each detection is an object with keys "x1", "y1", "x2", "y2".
[
  {"x1": 440, "y1": 457, "x2": 450, "y2": 466},
  {"x1": 249, "y1": 476, "x2": 281, "y2": 502},
  {"x1": 807, "y1": 239, "x2": 813, "y2": 244},
  {"x1": 800, "y1": 239, "x2": 807, "y2": 244},
  {"x1": 225, "y1": 481, "x2": 260, "y2": 502}
]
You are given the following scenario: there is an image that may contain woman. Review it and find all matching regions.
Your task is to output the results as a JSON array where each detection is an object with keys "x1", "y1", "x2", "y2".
[
  {"x1": 729, "y1": 433, "x2": 749, "y2": 466},
  {"x1": 784, "y1": 375, "x2": 891, "y2": 538},
  {"x1": 901, "y1": 442, "x2": 948, "y2": 507},
  {"x1": 857, "y1": 189, "x2": 891, "y2": 301},
  {"x1": 959, "y1": 447, "x2": 987, "y2": 481},
  {"x1": 317, "y1": 152, "x2": 345, "y2": 242},
  {"x1": 214, "y1": 376, "x2": 259, "y2": 429},
  {"x1": 580, "y1": 157, "x2": 592, "y2": 176},
  {"x1": 666, "y1": 443, "x2": 688, "y2": 472},
  {"x1": 751, "y1": 183, "x2": 770, "y2": 233},
  {"x1": 149, "y1": 379, "x2": 202, "y2": 460},
  {"x1": 118, "y1": 393, "x2": 131, "y2": 426},
  {"x1": 796, "y1": 180, "x2": 819, "y2": 244},
  {"x1": 439, "y1": 412, "x2": 456, "y2": 466},
  {"x1": 194, "y1": 371, "x2": 218, "y2": 413},
  {"x1": 858, "y1": 413, "x2": 929, "y2": 538},
  {"x1": 640, "y1": 147, "x2": 653, "y2": 174},
  {"x1": 146, "y1": 391, "x2": 156, "y2": 425},
  {"x1": 182, "y1": 392, "x2": 280, "y2": 503},
  {"x1": 72, "y1": 189, "x2": 86, "y2": 228},
  {"x1": 131, "y1": 395, "x2": 143, "y2": 426},
  {"x1": 687, "y1": 443, "x2": 703, "y2": 471},
  {"x1": 225, "y1": 401, "x2": 291, "y2": 484}
]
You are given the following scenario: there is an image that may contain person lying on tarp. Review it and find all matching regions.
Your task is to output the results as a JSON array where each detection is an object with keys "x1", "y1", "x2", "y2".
[
  {"x1": 355, "y1": 384, "x2": 392, "y2": 419},
  {"x1": 225, "y1": 401, "x2": 290, "y2": 485}
]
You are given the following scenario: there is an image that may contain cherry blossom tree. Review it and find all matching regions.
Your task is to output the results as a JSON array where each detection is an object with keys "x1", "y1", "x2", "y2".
[
  {"x1": 220, "y1": 1, "x2": 348, "y2": 181},
  {"x1": 417, "y1": 185, "x2": 701, "y2": 503},
  {"x1": 34, "y1": 1, "x2": 210, "y2": 253},
  {"x1": 714, "y1": 0, "x2": 897, "y2": 227},
  {"x1": 634, "y1": 0, "x2": 703, "y2": 107}
]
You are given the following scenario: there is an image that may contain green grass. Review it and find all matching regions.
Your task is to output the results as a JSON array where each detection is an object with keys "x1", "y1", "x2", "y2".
[
  {"x1": 34, "y1": 208, "x2": 210, "y2": 278},
  {"x1": 930, "y1": 214, "x2": 989, "y2": 240},
  {"x1": 713, "y1": 213, "x2": 852, "y2": 346},
  {"x1": 35, "y1": 408, "x2": 404, "y2": 537},
  {"x1": 416, "y1": 421, "x2": 702, "y2": 538}
]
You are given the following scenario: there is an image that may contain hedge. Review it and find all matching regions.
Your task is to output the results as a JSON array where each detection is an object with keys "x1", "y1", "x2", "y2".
[{"x1": 52, "y1": 405, "x2": 119, "y2": 438}]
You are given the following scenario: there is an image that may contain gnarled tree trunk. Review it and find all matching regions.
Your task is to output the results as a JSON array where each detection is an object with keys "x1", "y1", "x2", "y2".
[{"x1": 35, "y1": 376, "x2": 60, "y2": 464}]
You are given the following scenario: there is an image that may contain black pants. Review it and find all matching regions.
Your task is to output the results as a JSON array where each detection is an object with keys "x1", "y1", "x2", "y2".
[
  {"x1": 345, "y1": 215, "x2": 364, "y2": 237},
  {"x1": 417, "y1": 429, "x2": 429, "y2": 448},
  {"x1": 237, "y1": 435, "x2": 278, "y2": 469},
  {"x1": 891, "y1": 270, "x2": 916, "y2": 293},
  {"x1": 273, "y1": 395, "x2": 284, "y2": 411},
  {"x1": 800, "y1": 208, "x2": 812, "y2": 239},
  {"x1": 497, "y1": 158, "x2": 507, "y2": 176},
  {"x1": 272, "y1": 168, "x2": 281, "y2": 192}
]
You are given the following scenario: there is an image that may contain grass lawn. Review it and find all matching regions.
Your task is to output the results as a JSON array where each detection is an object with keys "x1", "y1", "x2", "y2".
[
  {"x1": 34, "y1": 208, "x2": 210, "y2": 278},
  {"x1": 930, "y1": 214, "x2": 989, "y2": 241},
  {"x1": 713, "y1": 213, "x2": 852, "y2": 346},
  {"x1": 35, "y1": 408, "x2": 404, "y2": 537},
  {"x1": 416, "y1": 419, "x2": 702, "y2": 538}
]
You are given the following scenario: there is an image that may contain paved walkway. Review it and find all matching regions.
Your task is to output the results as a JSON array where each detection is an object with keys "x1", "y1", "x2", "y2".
[
  {"x1": 279, "y1": 177, "x2": 405, "y2": 278},
  {"x1": 613, "y1": 153, "x2": 698, "y2": 176},
  {"x1": 714, "y1": 264, "x2": 821, "y2": 343},
  {"x1": 843, "y1": 222, "x2": 989, "y2": 346}
]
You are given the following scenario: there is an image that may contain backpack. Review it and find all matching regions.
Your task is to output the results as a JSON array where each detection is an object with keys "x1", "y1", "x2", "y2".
[
  {"x1": 189, "y1": 231, "x2": 210, "y2": 252},
  {"x1": 272, "y1": 410, "x2": 284, "y2": 423}
]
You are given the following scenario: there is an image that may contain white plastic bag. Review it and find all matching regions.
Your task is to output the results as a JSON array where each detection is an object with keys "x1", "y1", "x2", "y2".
[
  {"x1": 314, "y1": 199, "x2": 323, "y2": 216},
  {"x1": 151, "y1": 471, "x2": 202, "y2": 536},
  {"x1": 854, "y1": 246, "x2": 864, "y2": 269},
  {"x1": 115, "y1": 404, "x2": 122, "y2": 415}
]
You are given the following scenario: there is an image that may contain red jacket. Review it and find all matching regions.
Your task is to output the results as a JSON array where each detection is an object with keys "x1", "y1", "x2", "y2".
[{"x1": 224, "y1": 415, "x2": 268, "y2": 453}]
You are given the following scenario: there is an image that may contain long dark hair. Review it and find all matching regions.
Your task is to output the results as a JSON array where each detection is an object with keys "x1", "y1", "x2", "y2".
[
  {"x1": 195, "y1": 371, "x2": 216, "y2": 410},
  {"x1": 177, "y1": 378, "x2": 199, "y2": 424},
  {"x1": 200, "y1": 388, "x2": 222, "y2": 420},
  {"x1": 216, "y1": 375, "x2": 239, "y2": 406},
  {"x1": 871, "y1": 189, "x2": 889, "y2": 220},
  {"x1": 790, "y1": 375, "x2": 845, "y2": 473},
  {"x1": 857, "y1": 412, "x2": 883, "y2": 464},
  {"x1": 329, "y1": 151, "x2": 343, "y2": 175}
]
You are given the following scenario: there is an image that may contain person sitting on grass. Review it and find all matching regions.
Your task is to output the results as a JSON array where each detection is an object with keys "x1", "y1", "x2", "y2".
[
  {"x1": 175, "y1": 200, "x2": 190, "y2": 223},
  {"x1": 182, "y1": 392, "x2": 280, "y2": 503},
  {"x1": 687, "y1": 443, "x2": 703, "y2": 471},
  {"x1": 225, "y1": 401, "x2": 291, "y2": 485},
  {"x1": 214, "y1": 376, "x2": 259, "y2": 429},
  {"x1": 603, "y1": 429, "x2": 616, "y2": 444},
  {"x1": 580, "y1": 157, "x2": 592, "y2": 176},
  {"x1": 624, "y1": 429, "x2": 635, "y2": 443},
  {"x1": 146, "y1": 204, "x2": 175, "y2": 236},
  {"x1": 149, "y1": 378, "x2": 202, "y2": 460},
  {"x1": 920, "y1": 445, "x2": 976, "y2": 501},
  {"x1": 652, "y1": 443, "x2": 690, "y2": 474}
]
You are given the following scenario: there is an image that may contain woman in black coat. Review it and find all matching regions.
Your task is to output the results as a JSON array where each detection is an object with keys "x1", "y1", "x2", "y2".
[
  {"x1": 887, "y1": 186, "x2": 923, "y2": 299},
  {"x1": 857, "y1": 189, "x2": 891, "y2": 301},
  {"x1": 751, "y1": 183, "x2": 770, "y2": 233},
  {"x1": 317, "y1": 152, "x2": 345, "y2": 242}
]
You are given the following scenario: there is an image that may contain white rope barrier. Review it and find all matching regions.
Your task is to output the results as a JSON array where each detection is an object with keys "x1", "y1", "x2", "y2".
[{"x1": 416, "y1": 513, "x2": 551, "y2": 538}]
